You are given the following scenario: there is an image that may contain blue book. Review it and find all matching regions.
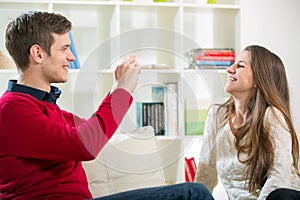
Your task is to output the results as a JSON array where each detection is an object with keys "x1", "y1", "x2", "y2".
[
  {"x1": 136, "y1": 102, "x2": 143, "y2": 128},
  {"x1": 196, "y1": 60, "x2": 234, "y2": 66},
  {"x1": 68, "y1": 31, "x2": 80, "y2": 69},
  {"x1": 152, "y1": 86, "x2": 165, "y2": 102}
]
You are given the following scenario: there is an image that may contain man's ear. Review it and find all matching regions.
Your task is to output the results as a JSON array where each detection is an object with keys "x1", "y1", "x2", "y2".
[{"x1": 29, "y1": 44, "x2": 44, "y2": 64}]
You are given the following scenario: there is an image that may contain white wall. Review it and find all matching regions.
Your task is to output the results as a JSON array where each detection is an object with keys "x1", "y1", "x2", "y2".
[{"x1": 240, "y1": 0, "x2": 300, "y2": 135}]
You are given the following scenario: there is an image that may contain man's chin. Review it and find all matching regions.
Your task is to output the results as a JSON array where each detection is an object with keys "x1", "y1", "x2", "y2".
[{"x1": 52, "y1": 79, "x2": 68, "y2": 84}]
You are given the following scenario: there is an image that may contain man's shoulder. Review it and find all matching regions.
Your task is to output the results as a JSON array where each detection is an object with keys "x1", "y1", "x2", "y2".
[
  {"x1": 1, "y1": 90, "x2": 33, "y2": 101},
  {"x1": 0, "y1": 91, "x2": 44, "y2": 109}
]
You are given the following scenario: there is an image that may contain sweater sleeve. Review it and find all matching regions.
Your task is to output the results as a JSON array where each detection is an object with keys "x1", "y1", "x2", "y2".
[
  {"x1": 194, "y1": 105, "x2": 218, "y2": 192},
  {"x1": 0, "y1": 88, "x2": 132, "y2": 161},
  {"x1": 258, "y1": 107, "x2": 295, "y2": 200}
]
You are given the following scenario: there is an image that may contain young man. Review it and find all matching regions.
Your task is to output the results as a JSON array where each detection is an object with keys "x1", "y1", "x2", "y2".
[{"x1": 0, "y1": 11, "x2": 213, "y2": 200}]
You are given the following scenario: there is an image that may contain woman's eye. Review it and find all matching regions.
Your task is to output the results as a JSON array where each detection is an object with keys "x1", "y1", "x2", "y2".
[{"x1": 237, "y1": 64, "x2": 244, "y2": 68}]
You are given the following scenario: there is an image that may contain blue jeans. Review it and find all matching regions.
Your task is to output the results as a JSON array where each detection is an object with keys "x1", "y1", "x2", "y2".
[{"x1": 94, "y1": 182, "x2": 214, "y2": 200}]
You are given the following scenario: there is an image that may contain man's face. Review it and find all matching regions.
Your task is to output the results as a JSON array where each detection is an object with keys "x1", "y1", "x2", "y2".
[{"x1": 41, "y1": 32, "x2": 75, "y2": 84}]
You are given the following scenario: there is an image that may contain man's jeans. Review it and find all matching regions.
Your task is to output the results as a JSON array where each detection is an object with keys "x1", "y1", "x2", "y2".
[{"x1": 95, "y1": 182, "x2": 214, "y2": 200}]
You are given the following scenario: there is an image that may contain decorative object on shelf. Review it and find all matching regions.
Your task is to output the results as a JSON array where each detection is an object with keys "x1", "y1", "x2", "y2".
[
  {"x1": 208, "y1": 0, "x2": 236, "y2": 4},
  {"x1": 128, "y1": 0, "x2": 153, "y2": 2},
  {"x1": 197, "y1": 0, "x2": 208, "y2": 5},
  {"x1": 0, "y1": 50, "x2": 16, "y2": 69},
  {"x1": 207, "y1": 0, "x2": 216, "y2": 4},
  {"x1": 185, "y1": 48, "x2": 235, "y2": 69},
  {"x1": 140, "y1": 63, "x2": 168, "y2": 69}
]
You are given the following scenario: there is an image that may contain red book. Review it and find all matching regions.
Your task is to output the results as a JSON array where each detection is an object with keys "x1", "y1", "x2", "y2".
[
  {"x1": 202, "y1": 49, "x2": 235, "y2": 57},
  {"x1": 195, "y1": 55, "x2": 235, "y2": 62},
  {"x1": 185, "y1": 157, "x2": 197, "y2": 182}
]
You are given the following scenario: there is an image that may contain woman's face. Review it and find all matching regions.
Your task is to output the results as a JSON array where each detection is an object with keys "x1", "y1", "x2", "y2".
[{"x1": 224, "y1": 50, "x2": 256, "y2": 100}]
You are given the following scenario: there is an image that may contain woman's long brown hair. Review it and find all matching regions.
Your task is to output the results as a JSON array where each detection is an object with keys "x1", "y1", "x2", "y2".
[{"x1": 216, "y1": 45, "x2": 299, "y2": 193}]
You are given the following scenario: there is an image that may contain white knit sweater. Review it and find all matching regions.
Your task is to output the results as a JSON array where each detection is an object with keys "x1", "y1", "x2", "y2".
[{"x1": 195, "y1": 105, "x2": 300, "y2": 200}]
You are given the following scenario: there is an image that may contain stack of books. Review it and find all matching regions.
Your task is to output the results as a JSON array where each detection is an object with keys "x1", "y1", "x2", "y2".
[
  {"x1": 187, "y1": 48, "x2": 235, "y2": 69},
  {"x1": 135, "y1": 83, "x2": 179, "y2": 136},
  {"x1": 136, "y1": 102, "x2": 165, "y2": 136}
]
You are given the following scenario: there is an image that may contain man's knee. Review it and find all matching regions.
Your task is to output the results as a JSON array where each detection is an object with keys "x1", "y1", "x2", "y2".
[
  {"x1": 186, "y1": 182, "x2": 210, "y2": 192},
  {"x1": 180, "y1": 182, "x2": 212, "y2": 198}
]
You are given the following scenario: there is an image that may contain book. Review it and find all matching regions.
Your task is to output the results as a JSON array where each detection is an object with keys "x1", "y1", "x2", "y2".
[
  {"x1": 202, "y1": 49, "x2": 235, "y2": 57},
  {"x1": 165, "y1": 82, "x2": 178, "y2": 136},
  {"x1": 195, "y1": 55, "x2": 235, "y2": 61},
  {"x1": 136, "y1": 102, "x2": 165, "y2": 136},
  {"x1": 185, "y1": 157, "x2": 197, "y2": 182},
  {"x1": 196, "y1": 60, "x2": 234, "y2": 66},
  {"x1": 68, "y1": 31, "x2": 80, "y2": 69},
  {"x1": 184, "y1": 98, "x2": 211, "y2": 136},
  {"x1": 152, "y1": 86, "x2": 165, "y2": 102}
]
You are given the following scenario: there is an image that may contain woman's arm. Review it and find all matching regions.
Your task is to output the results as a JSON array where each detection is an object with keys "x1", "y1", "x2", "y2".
[
  {"x1": 258, "y1": 107, "x2": 295, "y2": 200},
  {"x1": 195, "y1": 105, "x2": 219, "y2": 192}
]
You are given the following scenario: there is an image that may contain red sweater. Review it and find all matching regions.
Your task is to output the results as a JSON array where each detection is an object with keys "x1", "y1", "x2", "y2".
[{"x1": 0, "y1": 86, "x2": 132, "y2": 199}]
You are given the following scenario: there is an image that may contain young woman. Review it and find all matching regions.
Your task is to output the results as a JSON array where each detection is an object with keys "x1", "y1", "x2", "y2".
[{"x1": 195, "y1": 45, "x2": 300, "y2": 199}]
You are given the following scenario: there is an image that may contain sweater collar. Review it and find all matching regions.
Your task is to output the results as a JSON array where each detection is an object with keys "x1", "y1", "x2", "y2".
[{"x1": 7, "y1": 80, "x2": 61, "y2": 105}]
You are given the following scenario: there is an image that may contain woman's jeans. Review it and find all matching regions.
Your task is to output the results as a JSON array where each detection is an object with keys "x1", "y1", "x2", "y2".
[{"x1": 95, "y1": 182, "x2": 214, "y2": 200}]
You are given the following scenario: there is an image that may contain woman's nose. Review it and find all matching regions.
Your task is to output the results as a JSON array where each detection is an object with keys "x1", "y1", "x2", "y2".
[{"x1": 226, "y1": 63, "x2": 236, "y2": 74}]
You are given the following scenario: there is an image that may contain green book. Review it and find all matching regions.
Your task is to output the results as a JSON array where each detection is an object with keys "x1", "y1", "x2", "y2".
[
  {"x1": 184, "y1": 99, "x2": 211, "y2": 136},
  {"x1": 185, "y1": 109, "x2": 208, "y2": 135}
]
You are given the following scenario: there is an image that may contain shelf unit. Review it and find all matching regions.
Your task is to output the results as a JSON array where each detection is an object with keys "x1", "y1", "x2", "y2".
[
  {"x1": 0, "y1": 0, "x2": 240, "y2": 68},
  {"x1": 0, "y1": 0, "x2": 239, "y2": 184}
]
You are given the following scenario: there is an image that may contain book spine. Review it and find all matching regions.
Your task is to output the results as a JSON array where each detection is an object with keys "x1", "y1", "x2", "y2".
[
  {"x1": 196, "y1": 60, "x2": 234, "y2": 66},
  {"x1": 68, "y1": 31, "x2": 80, "y2": 69},
  {"x1": 136, "y1": 102, "x2": 143, "y2": 128},
  {"x1": 157, "y1": 102, "x2": 165, "y2": 135},
  {"x1": 152, "y1": 86, "x2": 165, "y2": 102},
  {"x1": 195, "y1": 55, "x2": 235, "y2": 61},
  {"x1": 201, "y1": 48, "x2": 235, "y2": 56},
  {"x1": 146, "y1": 103, "x2": 151, "y2": 128},
  {"x1": 165, "y1": 82, "x2": 178, "y2": 136},
  {"x1": 203, "y1": 51, "x2": 235, "y2": 57},
  {"x1": 150, "y1": 103, "x2": 156, "y2": 134},
  {"x1": 142, "y1": 103, "x2": 148, "y2": 127},
  {"x1": 154, "y1": 103, "x2": 159, "y2": 135}
]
